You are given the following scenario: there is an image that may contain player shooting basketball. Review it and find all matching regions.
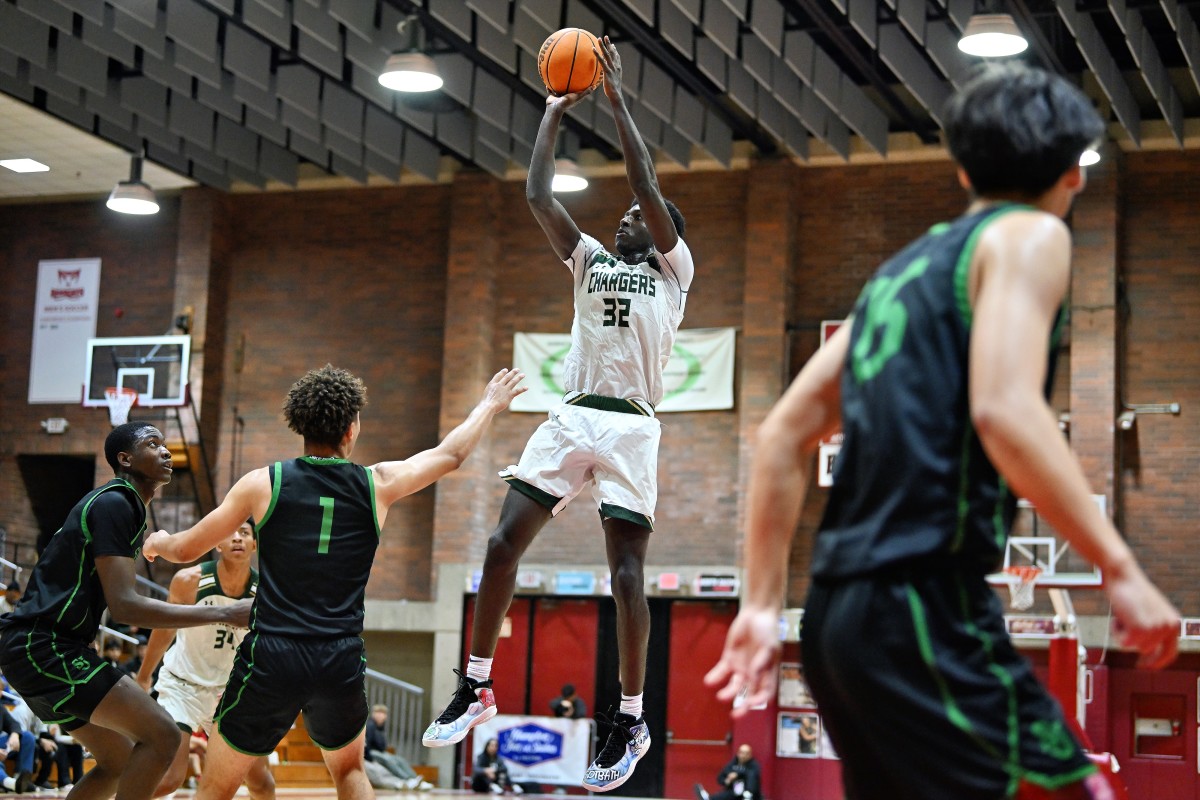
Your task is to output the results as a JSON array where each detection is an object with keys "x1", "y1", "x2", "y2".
[
  {"x1": 421, "y1": 35, "x2": 694, "y2": 794},
  {"x1": 707, "y1": 63, "x2": 1180, "y2": 800}
]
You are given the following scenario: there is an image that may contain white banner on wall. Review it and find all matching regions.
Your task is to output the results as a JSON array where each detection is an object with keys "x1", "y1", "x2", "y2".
[
  {"x1": 471, "y1": 714, "x2": 593, "y2": 787},
  {"x1": 511, "y1": 327, "x2": 735, "y2": 412},
  {"x1": 28, "y1": 258, "x2": 102, "y2": 403}
]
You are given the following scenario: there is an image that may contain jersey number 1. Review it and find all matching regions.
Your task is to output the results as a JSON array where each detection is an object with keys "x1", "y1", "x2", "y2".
[{"x1": 318, "y1": 496, "x2": 334, "y2": 554}]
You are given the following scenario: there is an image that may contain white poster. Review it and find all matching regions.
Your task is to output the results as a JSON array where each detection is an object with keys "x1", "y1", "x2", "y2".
[
  {"x1": 29, "y1": 259, "x2": 102, "y2": 403},
  {"x1": 471, "y1": 714, "x2": 593, "y2": 787},
  {"x1": 511, "y1": 327, "x2": 735, "y2": 412}
]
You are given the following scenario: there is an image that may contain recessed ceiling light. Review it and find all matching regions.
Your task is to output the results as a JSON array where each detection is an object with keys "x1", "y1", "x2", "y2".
[{"x1": 0, "y1": 158, "x2": 50, "y2": 173}]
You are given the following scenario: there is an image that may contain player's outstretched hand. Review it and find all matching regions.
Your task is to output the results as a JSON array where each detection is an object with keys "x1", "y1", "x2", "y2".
[
  {"x1": 704, "y1": 606, "x2": 781, "y2": 717},
  {"x1": 595, "y1": 35, "x2": 623, "y2": 100},
  {"x1": 224, "y1": 598, "x2": 255, "y2": 629},
  {"x1": 546, "y1": 85, "x2": 597, "y2": 111},
  {"x1": 1106, "y1": 562, "x2": 1180, "y2": 669},
  {"x1": 143, "y1": 530, "x2": 169, "y2": 562},
  {"x1": 482, "y1": 368, "x2": 528, "y2": 413}
]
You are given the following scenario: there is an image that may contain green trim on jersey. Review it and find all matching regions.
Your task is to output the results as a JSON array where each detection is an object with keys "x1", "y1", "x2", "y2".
[
  {"x1": 197, "y1": 561, "x2": 258, "y2": 602},
  {"x1": 952, "y1": 204, "x2": 1033, "y2": 328},
  {"x1": 300, "y1": 456, "x2": 351, "y2": 465},
  {"x1": 257, "y1": 463, "x2": 283, "y2": 533},
  {"x1": 950, "y1": 431, "x2": 974, "y2": 554},
  {"x1": 366, "y1": 468, "x2": 380, "y2": 538},
  {"x1": 59, "y1": 480, "x2": 144, "y2": 632}
]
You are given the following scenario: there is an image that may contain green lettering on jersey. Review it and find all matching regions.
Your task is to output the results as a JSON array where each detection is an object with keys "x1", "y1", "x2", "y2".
[{"x1": 851, "y1": 256, "x2": 931, "y2": 383}]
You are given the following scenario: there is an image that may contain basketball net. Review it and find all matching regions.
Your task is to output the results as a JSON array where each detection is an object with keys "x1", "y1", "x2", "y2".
[
  {"x1": 1004, "y1": 566, "x2": 1042, "y2": 611},
  {"x1": 104, "y1": 387, "x2": 138, "y2": 427}
]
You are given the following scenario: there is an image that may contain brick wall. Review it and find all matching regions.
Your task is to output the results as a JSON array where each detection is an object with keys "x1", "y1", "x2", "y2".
[
  {"x1": 0, "y1": 198, "x2": 181, "y2": 563},
  {"x1": 1, "y1": 152, "x2": 1196, "y2": 613}
]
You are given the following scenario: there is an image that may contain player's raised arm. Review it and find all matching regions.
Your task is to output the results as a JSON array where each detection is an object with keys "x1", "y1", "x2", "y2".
[
  {"x1": 705, "y1": 323, "x2": 850, "y2": 711},
  {"x1": 371, "y1": 369, "x2": 527, "y2": 511},
  {"x1": 135, "y1": 566, "x2": 201, "y2": 691},
  {"x1": 527, "y1": 90, "x2": 592, "y2": 260},
  {"x1": 144, "y1": 468, "x2": 268, "y2": 565},
  {"x1": 595, "y1": 36, "x2": 677, "y2": 256}
]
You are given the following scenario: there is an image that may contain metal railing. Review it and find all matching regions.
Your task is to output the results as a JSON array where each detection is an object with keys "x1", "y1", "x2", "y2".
[
  {"x1": 0, "y1": 556, "x2": 24, "y2": 587},
  {"x1": 365, "y1": 667, "x2": 426, "y2": 766}
]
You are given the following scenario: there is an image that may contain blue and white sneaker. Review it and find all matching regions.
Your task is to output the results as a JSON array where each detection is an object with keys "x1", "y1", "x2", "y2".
[
  {"x1": 421, "y1": 669, "x2": 498, "y2": 747},
  {"x1": 582, "y1": 712, "x2": 651, "y2": 792}
]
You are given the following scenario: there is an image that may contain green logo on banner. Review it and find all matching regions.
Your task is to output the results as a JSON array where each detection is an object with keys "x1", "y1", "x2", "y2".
[{"x1": 537, "y1": 344, "x2": 703, "y2": 401}]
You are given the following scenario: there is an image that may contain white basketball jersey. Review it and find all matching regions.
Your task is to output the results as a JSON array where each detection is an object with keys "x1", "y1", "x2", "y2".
[
  {"x1": 161, "y1": 561, "x2": 257, "y2": 687},
  {"x1": 563, "y1": 233, "x2": 694, "y2": 406}
]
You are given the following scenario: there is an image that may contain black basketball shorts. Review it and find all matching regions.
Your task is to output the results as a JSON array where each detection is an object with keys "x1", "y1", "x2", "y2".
[
  {"x1": 801, "y1": 567, "x2": 1096, "y2": 800},
  {"x1": 0, "y1": 625, "x2": 125, "y2": 731},
  {"x1": 214, "y1": 632, "x2": 368, "y2": 756}
]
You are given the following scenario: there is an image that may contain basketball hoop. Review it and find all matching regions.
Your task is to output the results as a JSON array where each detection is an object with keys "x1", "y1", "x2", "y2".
[
  {"x1": 103, "y1": 387, "x2": 138, "y2": 427},
  {"x1": 1004, "y1": 566, "x2": 1042, "y2": 611}
]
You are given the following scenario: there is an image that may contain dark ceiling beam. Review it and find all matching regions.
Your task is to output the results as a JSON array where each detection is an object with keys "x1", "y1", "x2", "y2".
[
  {"x1": 1159, "y1": 0, "x2": 1200, "y2": 96},
  {"x1": 1108, "y1": 1, "x2": 1185, "y2": 144},
  {"x1": 1055, "y1": 0, "x2": 1142, "y2": 144},
  {"x1": 585, "y1": 0, "x2": 778, "y2": 155},
  {"x1": 383, "y1": 0, "x2": 620, "y2": 161},
  {"x1": 784, "y1": 0, "x2": 940, "y2": 144},
  {"x1": 1008, "y1": 0, "x2": 1072, "y2": 75}
]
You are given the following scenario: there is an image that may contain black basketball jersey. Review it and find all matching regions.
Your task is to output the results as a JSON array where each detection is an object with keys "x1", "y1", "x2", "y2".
[
  {"x1": 0, "y1": 479, "x2": 144, "y2": 641},
  {"x1": 812, "y1": 204, "x2": 1064, "y2": 579},
  {"x1": 252, "y1": 457, "x2": 379, "y2": 637}
]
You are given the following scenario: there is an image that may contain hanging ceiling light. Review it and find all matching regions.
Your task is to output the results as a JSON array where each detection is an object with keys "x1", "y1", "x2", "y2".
[
  {"x1": 1079, "y1": 148, "x2": 1101, "y2": 167},
  {"x1": 551, "y1": 158, "x2": 588, "y2": 193},
  {"x1": 958, "y1": 13, "x2": 1028, "y2": 58},
  {"x1": 379, "y1": 52, "x2": 443, "y2": 92},
  {"x1": 379, "y1": 16, "x2": 443, "y2": 93},
  {"x1": 106, "y1": 153, "x2": 159, "y2": 215}
]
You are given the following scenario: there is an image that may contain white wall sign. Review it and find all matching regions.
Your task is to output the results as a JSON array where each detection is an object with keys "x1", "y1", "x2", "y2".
[{"x1": 28, "y1": 258, "x2": 102, "y2": 403}]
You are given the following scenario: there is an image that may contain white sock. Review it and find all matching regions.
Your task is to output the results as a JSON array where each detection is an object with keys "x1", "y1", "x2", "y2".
[
  {"x1": 466, "y1": 654, "x2": 492, "y2": 683},
  {"x1": 619, "y1": 692, "x2": 643, "y2": 719}
]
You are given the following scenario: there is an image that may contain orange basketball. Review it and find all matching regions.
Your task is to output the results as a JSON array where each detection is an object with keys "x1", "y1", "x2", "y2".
[{"x1": 538, "y1": 28, "x2": 603, "y2": 96}]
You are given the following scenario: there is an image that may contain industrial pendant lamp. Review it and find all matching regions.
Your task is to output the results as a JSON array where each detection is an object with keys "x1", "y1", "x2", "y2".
[
  {"x1": 106, "y1": 152, "x2": 159, "y2": 215},
  {"x1": 379, "y1": 16, "x2": 443, "y2": 93},
  {"x1": 958, "y1": 9, "x2": 1028, "y2": 58},
  {"x1": 551, "y1": 157, "x2": 588, "y2": 193}
]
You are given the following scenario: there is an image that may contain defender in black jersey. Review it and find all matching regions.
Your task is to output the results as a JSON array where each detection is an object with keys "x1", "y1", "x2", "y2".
[
  {"x1": 708, "y1": 64, "x2": 1179, "y2": 800},
  {"x1": 0, "y1": 423, "x2": 252, "y2": 800},
  {"x1": 143, "y1": 365, "x2": 525, "y2": 800}
]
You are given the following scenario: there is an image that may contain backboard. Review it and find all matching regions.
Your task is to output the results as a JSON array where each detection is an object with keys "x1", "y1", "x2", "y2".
[
  {"x1": 82, "y1": 336, "x2": 190, "y2": 408},
  {"x1": 987, "y1": 495, "x2": 1105, "y2": 589}
]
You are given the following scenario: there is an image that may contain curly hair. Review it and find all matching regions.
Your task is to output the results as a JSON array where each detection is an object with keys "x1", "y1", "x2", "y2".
[{"x1": 282, "y1": 365, "x2": 367, "y2": 449}]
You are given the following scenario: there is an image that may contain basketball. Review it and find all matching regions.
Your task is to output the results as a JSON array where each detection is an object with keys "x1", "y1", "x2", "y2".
[{"x1": 538, "y1": 28, "x2": 603, "y2": 96}]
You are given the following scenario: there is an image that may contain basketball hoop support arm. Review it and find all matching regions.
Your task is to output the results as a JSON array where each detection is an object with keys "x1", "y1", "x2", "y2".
[{"x1": 1047, "y1": 588, "x2": 1089, "y2": 741}]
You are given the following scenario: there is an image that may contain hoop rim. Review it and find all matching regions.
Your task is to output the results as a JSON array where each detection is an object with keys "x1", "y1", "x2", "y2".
[{"x1": 104, "y1": 386, "x2": 139, "y2": 400}]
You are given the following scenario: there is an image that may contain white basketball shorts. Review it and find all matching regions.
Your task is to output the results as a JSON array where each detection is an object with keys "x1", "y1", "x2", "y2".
[{"x1": 500, "y1": 396, "x2": 661, "y2": 529}]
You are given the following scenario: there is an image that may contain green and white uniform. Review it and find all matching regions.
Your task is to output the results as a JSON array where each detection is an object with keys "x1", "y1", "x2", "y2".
[
  {"x1": 154, "y1": 561, "x2": 257, "y2": 733},
  {"x1": 501, "y1": 233, "x2": 695, "y2": 528}
]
